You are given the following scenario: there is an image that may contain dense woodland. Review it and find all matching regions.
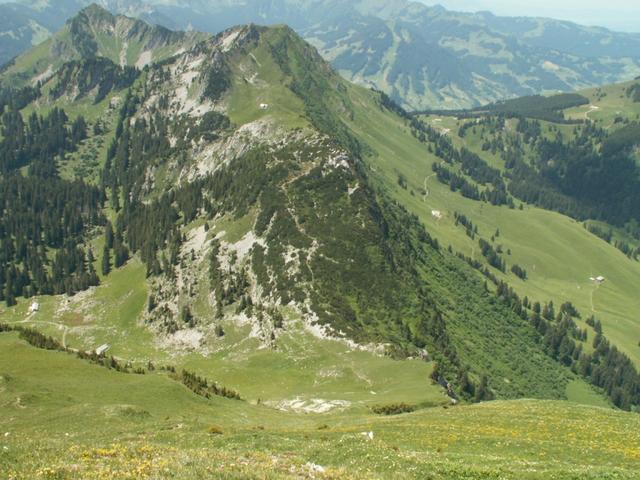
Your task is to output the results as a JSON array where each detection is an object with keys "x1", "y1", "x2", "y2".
[
  {"x1": 0, "y1": 90, "x2": 104, "y2": 304},
  {"x1": 473, "y1": 93, "x2": 589, "y2": 123},
  {"x1": 509, "y1": 121, "x2": 640, "y2": 226},
  {"x1": 417, "y1": 93, "x2": 589, "y2": 123},
  {"x1": 0, "y1": 85, "x2": 40, "y2": 113},
  {"x1": 50, "y1": 58, "x2": 139, "y2": 104}
]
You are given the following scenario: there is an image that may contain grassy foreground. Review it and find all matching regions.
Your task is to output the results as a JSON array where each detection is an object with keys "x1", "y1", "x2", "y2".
[{"x1": 1, "y1": 332, "x2": 639, "y2": 479}]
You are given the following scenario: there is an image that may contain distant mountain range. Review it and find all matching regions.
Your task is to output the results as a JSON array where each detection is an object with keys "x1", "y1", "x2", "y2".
[{"x1": 2, "y1": 0, "x2": 640, "y2": 109}]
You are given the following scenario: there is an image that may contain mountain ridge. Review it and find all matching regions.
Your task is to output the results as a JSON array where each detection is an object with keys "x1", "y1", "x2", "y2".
[
  {"x1": 0, "y1": 4, "x2": 593, "y2": 402},
  {"x1": 0, "y1": 2, "x2": 206, "y2": 88},
  {"x1": 1, "y1": 0, "x2": 640, "y2": 109}
]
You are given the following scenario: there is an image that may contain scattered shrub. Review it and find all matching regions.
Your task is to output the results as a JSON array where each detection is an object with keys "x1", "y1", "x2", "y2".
[
  {"x1": 371, "y1": 403, "x2": 416, "y2": 415},
  {"x1": 207, "y1": 426, "x2": 224, "y2": 435}
]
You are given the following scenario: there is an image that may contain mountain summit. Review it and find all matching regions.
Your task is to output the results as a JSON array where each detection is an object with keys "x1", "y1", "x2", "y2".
[
  {"x1": 2, "y1": 0, "x2": 640, "y2": 108},
  {"x1": 1, "y1": 3, "x2": 205, "y2": 87}
]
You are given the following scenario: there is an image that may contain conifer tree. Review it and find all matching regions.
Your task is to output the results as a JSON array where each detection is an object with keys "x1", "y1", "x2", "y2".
[
  {"x1": 475, "y1": 375, "x2": 492, "y2": 402},
  {"x1": 105, "y1": 221, "x2": 114, "y2": 249},
  {"x1": 101, "y1": 245, "x2": 111, "y2": 276}
]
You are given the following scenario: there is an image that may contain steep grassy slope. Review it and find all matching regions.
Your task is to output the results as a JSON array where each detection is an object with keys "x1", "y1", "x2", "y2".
[
  {"x1": 361, "y1": 90, "x2": 640, "y2": 362},
  {"x1": 1, "y1": 332, "x2": 638, "y2": 479},
  {"x1": 339, "y1": 88, "x2": 640, "y2": 370}
]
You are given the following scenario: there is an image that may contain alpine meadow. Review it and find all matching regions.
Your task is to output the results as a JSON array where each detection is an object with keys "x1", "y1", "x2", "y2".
[{"x1": 0, "y1": 1, "x2": 639, "y2": 479}]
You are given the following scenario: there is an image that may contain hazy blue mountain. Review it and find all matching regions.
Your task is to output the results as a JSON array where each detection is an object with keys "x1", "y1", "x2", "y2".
[{"x1": 2, "y1": 0, "x2": 639, "y2": 109}]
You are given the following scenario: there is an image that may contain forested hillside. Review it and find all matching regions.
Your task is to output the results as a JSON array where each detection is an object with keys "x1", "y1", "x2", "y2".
[
  {"x1": 419, "y1": 90, "x2": 640, "y2": 229},
  {"x1": 371, "y1": 82, "x2": 640, "y2": 409}
]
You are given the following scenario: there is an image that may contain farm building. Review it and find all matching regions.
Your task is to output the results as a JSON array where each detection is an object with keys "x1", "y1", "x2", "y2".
[{"x1": 95, "y1": 344, "x2": 110, "y2": 356}]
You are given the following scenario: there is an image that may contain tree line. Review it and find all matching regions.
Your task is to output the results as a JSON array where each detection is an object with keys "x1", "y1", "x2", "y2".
[
  {"x1": 0, "y1": 323, "x2": 242, "y2": 400},
  {"x1": 454, "y1": 242, "x2": 640, "y2": 411}
]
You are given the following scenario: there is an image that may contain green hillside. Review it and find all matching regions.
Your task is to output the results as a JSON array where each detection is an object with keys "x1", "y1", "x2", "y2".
[
  {"x1": 339, "y1": 86, "x2": 640, "y2": 371},
  {"x1": 381, "y1": 83, "x2": 640, "y2": 367},
  {"x1": 1, "y1": 6, "x2": 639, "y2": 478},
  {"x1": 3, "y1": 0, "x2": 640, "y2": 109},
  {"x1": 1, "y1": 6, "x2": 611, "y2": 403},
  {"x1": 1, "y1": 332, "x2": 638, "y2": 479}
]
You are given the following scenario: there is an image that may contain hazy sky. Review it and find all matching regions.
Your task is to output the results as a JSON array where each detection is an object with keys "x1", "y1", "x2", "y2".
[{"x1": 421, "y1": 1, "x2": 640, "y2": 32}]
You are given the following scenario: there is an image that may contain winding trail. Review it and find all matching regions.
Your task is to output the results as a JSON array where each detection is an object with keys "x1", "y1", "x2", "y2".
[
  {"x1": 423, "y1": 173, "x2": 436, "y2": 202},
  {"x1": 62, "y1": 327, "x2": 69, "y2": 349},
  {"x1": 584, "y1": 105, "x2": 600, "y2": 121},
  {"x1": 7, "y1": 317, "x2": 71, "y2": 348}
]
